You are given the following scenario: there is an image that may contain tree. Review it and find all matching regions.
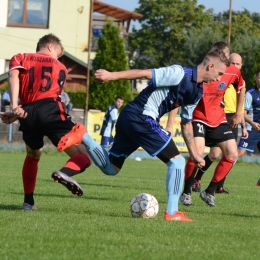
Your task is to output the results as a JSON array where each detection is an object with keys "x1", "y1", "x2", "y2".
[
  {"x1": 89, "y1": 22, "x2": 133, "y2": 111},
  {"x1": 129, "y1": 0, "x2": 212, "y2": 68},
  {"x1": 249, "y1": 43, "x2": 260, "y2": 87}
]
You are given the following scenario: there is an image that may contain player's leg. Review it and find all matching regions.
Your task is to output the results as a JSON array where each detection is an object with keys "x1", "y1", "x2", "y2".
[
  {"x1": 21, "y1": 144, "x2": 41, "y2": 210},
  {"x1": 51, "y1": 144, "x2": 92, "y2": 196},
  {"x1": 156, "y1": 140, "x2": 192, "y2": 222},
  {"x1": 193, "y1": 146, "x2": 222, "y2": 192},
  {"x1": 201, "y1": 138, "x2": 237, "y2": 207}
]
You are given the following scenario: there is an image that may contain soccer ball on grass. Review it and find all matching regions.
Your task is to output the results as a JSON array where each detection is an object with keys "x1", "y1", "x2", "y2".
[{"x1": 130, "y1": 193, "x2": 159, "y2": 218}]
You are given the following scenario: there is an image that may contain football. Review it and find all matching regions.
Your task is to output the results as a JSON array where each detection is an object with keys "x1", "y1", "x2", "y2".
[{"x1": 130, "y1": 193, "x2": 159, "y2": 218}]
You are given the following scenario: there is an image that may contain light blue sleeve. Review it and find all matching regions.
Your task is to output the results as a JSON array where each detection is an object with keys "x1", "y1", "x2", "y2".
[
  {"x1": 151, "y1": 65, "x2": 184, "y2": 87},
  {"x1": 244, "y1": 92, "x2": 252, "y2": 111},
  {"x1": 110, "y1": 108, "x2": 118, "y2": 121},
  {"x1": 179, "y1": 99, "x2": 201, "y2": 122}
]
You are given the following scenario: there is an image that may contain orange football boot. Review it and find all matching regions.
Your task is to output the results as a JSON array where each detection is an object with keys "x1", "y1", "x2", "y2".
[
  {"x1": 57, "y1": 123, "x2": 87, "y2": 152},
  {"x1": 164, "y1": 211, "x2": 193, "y2": 222}
]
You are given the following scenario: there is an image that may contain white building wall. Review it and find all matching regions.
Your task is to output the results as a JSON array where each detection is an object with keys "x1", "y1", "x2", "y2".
[{"x1": 0, "y1": 0, "x2": 8, "y2": 27}]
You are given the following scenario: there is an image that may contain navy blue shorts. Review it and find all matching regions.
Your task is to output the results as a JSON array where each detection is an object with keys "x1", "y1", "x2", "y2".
[
  {"x1": 238, "y1": 130, "x2": 260, "y2": 152},
  {"x1": 19, "y1": 98, "x2": 75, "y2": 150},
  {"x1": 109, "y1": 111, "x2": 172, "y2": 158}
]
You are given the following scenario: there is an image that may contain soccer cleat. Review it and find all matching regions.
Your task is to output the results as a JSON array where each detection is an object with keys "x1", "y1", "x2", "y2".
[
  {"x1": 164, "y1": 211, "x2": 193, "y2": 222},
  {"x1": 51, "y1": 171, "x2": 83, "y2": 196},
  {"x1": 215, "y1": 187, "x2": 229, "y2": 194},
  {"x1": 57, "y1": 123, "x2": 87, "y2": 152},
  {"x1": 21, "y1": 203, "x2": 37, "y2": 210},
  {"x1": 191, "y1": 179, "x2": 201, "y2": 192},
  {"x1": 200, "y1": 190, "x2": 216, "y2": 207},
  {"x1": 256, "y1": 178, "x2": 260, "y2": 186},
  {"x1": 180, "y1": 193, "x2": 193, "y2": 206}
]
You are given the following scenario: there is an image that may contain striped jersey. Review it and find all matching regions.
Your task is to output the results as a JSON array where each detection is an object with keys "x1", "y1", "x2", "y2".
[{"x1": 123, "y1": 65, "x2": 203, "y2": 121}]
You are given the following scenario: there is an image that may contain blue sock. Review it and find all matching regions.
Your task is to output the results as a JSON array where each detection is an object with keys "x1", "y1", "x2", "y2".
[
  {"x1": 166, "y1": 156, "x2": 185, "y2": 215},
  {"x1": 81, "y1": 133, "x2": 116, "y2": 175}
]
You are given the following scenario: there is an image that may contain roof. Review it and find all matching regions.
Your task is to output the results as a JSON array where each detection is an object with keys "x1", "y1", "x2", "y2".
[
  {"x1": 93, "y1": 0, "x2": 142, "y2": 21},
  {"x1": 61, "y1": 51, "x2": 87, "y2": 68}
]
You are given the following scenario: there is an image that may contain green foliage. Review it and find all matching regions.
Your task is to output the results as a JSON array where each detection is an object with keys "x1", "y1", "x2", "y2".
[
  {"x1": 129, "y1": 0, "x2": 211, "y2": 68},
  {"x1": 249, "y1": 43, "x2": 260, "y2": 87},
  {"x1": 1, "y1": 153, "x2": 260, "y2": 259},
  {"x1": 0, "y1": 81, "x2": 8, "y2": 94},
  {"x1": 65, "y1": 89, "x2": 86, "y2": 109},
  {"x1": 89, "y1": 22, "x2": 133, "y2": 111}
]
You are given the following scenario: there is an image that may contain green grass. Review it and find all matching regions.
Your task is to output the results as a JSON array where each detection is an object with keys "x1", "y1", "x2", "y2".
[{"x1": 0, "y1": 152, "x2": 260, "y2": 260}]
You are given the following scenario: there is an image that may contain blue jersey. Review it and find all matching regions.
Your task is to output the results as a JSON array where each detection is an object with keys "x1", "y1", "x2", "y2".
[
  {"x1": 100, "y1": 104, "x2": 118, "y2": 137},
  {"x1": 244, "y1": 86, "x2": 260, "y2": 130},
  {"x1": 123, "y1": 65, "x2": 203, "y2": 121}
]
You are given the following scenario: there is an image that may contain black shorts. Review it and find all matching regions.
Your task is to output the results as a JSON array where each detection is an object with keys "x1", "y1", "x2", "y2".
[
  {"x1": 225, "y1": 113, "x2": 238, "y2": 141},
  {"x1": 19, "y1": 98, "x2": 75, "y2": 150},
  {"x1": 192, "y1": 121, "x2": 235, "y2": 147}
]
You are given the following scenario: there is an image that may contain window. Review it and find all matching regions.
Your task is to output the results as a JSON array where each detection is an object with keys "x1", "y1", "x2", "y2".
[{"x1": 7, "y1": 0, "x2": 49, "y2": 28}]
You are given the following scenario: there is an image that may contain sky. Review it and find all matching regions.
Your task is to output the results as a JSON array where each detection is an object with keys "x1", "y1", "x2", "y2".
[{"x1": 104, "y1": 0, "x2": 259, "y2": 30}]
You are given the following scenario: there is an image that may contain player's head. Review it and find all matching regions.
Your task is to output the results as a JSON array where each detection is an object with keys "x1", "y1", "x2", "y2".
[
  {"x1": 229, "y1": 53, "x2": 242, "y2": 70},
  {"x1": 211, "y1": 41, "x2": 230, "y2": 58},
  {"x1": 36, "y1": 33, "x2": 64, "y2": 59},
  {"x1": 255, "y1": 69, "x2": 260, "y2": 88},
  {"x1": 114, "y1": 96, "x2": 124, "y2": 108},
  {"x1": 198, "y1": 49, "x2": 230, "y2": 83}
]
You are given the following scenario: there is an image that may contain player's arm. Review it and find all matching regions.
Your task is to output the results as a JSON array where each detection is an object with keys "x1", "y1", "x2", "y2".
[
  {"x1": 180, "y1": 103, "x2": 205, "y2": 168},
  {"x1": 8, "y1": 69, "x2": 27, "y2": 118},
  {"x1": 94, "y1": 69, "x2": 152, "y2": 83},
  {"x1": 230, "y1": 78, "x2": 245, "y2": 127},
  {"x1": 166, "y1": 108, "x2": 179, "y2": 134}
]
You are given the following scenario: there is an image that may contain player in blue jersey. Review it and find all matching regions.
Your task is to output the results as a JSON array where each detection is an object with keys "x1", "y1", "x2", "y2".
[
  {"x1": 238, "y1": 69, "x2": 260, "y2": 187},
  {"x1": 57, "y1": 49, "x2": 230, "y2": 222},
  {"x1": 100, "y1": 96, "x2": 124, "y2": 148}
]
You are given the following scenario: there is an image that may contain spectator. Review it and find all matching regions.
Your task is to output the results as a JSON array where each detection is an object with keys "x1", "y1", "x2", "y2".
[
  {"x1": 1, "y1": 90, "x2": 10, "y2": 112},
  {"x1": 60, "y1": 89, "x2": 73, "y2": 114},
  {"x1": 100, "y1": 96, "x2": 124, "y2": 148}
]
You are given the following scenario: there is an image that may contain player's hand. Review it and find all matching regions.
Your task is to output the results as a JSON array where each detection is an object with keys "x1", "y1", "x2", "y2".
[
  {"x1": 230, "y1": 113, "x2": 242, "y2": 128},
  {"x1": 252, "y1": 122, "x2": 260, "y2": 131},
  {"x1": 192, "y1": 156, "x2": 205, "y2": 168},
  {"x1": 241, "y1": 127, "x2": 249, "y2": 139},
  {"x1": 12, "y1": 105, "x2": 27, "y2": 119},
  {"x1": 94, "y1": 69, "x2": 112, "y2": 83},
  {"x1": 0, "y1": 112, "x2": 18, "y2": 124}
]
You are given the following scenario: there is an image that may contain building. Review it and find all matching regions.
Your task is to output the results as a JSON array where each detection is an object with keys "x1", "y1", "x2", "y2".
[{"x1": 0, "y1": 0, "x2": 142, "y2": 88}]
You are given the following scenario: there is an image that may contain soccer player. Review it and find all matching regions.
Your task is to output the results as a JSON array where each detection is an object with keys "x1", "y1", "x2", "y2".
[
  {"x1": 191, "y1": 53, "x2": 244, "y2": 194},
  {"x1": 56, "y1": 49, "x2": 230, "y2": 222},
  {"x1": 3, "y1": 34, "x2": 91, "y2": 210},
  {"x1": 237, "y1": 69, "x2": 260, "y2": 186},
  {"x1": 100, "y1": 96, "x2": 124, "y2": 148},
  {"x1": 179, "y1": 45, "x2": 247, "y2": 207}
]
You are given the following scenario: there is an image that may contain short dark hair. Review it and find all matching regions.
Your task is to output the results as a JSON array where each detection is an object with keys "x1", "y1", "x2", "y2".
[
  {"x1": 205, "y1": 49, "x2": 230, "y2": 67},
  {"x1": 115, "y1": 96, "x2": 124, "y2": 101},
  {"x1": 36, "y1": 33, "x2": 64, "y2": 53},
  {"x1": 211, "y1": 41, "x2": 230, "y2": 51}
]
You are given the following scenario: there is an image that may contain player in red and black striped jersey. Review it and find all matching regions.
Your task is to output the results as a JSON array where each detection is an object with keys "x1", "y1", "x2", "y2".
[
  {"x1": 1, "y1": 34, "x2": 91, "y2": 210},
  {"x1": 180, "y1": 43, "x2": 248, "y2": 207}
]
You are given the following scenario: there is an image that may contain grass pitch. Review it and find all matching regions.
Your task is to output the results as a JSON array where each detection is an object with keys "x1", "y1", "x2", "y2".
[{"x1": 0, "y1": 151, "x2": 260, "y2": 260}]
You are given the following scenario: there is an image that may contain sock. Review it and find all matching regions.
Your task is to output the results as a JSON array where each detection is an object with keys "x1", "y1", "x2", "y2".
[
  {"x1": 216, "y1": 177, "x2": 226, "y2": 190},
  {"x1": 22, "y1": 156, "x2": 40, "y2": 205},
  {"x1": 195, "y1": 155, "x2": 213, "y2": 181},
  {"x1": 166, "y1": 156, "x2": 185, "y2": 215},
  {"x1": 60, "y1": 154, "x2": 91, "y2": 176},
  {"x1": 182, "y1": 157, "x2": 198, "y2": 194},
  {"x1": 81, "y1": 133, "x2": 116, "y2": 175},
  {"x1": 206, "y1": 155, "x2": 235, "y2": 195},
  {"x1": 24, "y1": 193, "x2": 34, "y2": 206}
]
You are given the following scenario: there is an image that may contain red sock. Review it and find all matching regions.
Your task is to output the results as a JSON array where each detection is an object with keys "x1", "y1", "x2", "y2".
[
  {"x1": 184, "y1": 157, "x2": 196, "y2": 180},
  {"x1": 212, "y1": 155, "x2": 235, "y2": 182},
  {"x1": 22, "y1": 156, "x2": 40, "y2": 194},
  {"x1": 60, "y1": 154, "x2": 91, "y2": 176}
]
